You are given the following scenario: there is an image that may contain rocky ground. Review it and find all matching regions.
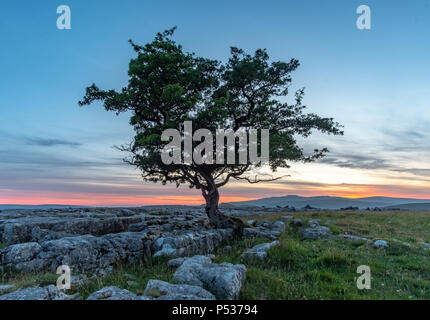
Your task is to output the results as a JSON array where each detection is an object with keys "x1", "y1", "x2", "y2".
[
  {"x1": 0, "y1": 206, "x2": 282, "y2": 300},
  {"x1": 1, "y1": 207, "x2": 430, "y2": 300}
]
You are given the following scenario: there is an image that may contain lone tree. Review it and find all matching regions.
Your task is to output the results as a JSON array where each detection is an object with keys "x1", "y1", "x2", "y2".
[{"x1": 79, "y1": 27, "x2": 343, "y2": 237}]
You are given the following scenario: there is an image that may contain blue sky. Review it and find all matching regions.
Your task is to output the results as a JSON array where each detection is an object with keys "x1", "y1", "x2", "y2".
[{"x1": 0, "y1": 0, "x2": 429, "y2": 205}]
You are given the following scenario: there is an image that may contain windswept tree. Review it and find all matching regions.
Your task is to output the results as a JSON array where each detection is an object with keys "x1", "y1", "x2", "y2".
[{"x1": 79, "y1": 27, "x2": 343, "y2": 236}]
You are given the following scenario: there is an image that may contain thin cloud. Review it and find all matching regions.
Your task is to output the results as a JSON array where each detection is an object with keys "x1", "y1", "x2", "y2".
[
  {"x1": 24, "y1": 137, "x2": 81, "y2": 147},
  {"x1": 319, "y1": 153, "x2": 391, "y2": 170}
]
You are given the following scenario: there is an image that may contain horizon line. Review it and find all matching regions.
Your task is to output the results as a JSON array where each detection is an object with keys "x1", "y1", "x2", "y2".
[{"x1": 2, "y1": 194, "x2": 430, "y2": 207}]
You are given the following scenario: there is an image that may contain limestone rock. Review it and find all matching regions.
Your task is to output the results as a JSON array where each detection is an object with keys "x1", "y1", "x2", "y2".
[
  {"x1": 308, "y1": 219, "x2": 320, "y2": 228},
  {"x1": 241, "y1": 241, "x2": 280, "y2": 261},
  {"x1": 246, "y1": 220, "x2": 257, "y2": 226},
  {"x1": 243, "y1": 228, "x2": 279, "y2": 240},
  {"x1": 301, "y1": 226, "x2": 331, "y2": 239},
  {"x1": 144, "y1": 279, "x2": 215, "y2": 300},
  {"x1": 173, "y1": 255, "x2": 246, "y2": 300},
  {"x1": 293, "y1": 218, "x2": 303, "y2": 226},
  {"x1": 420, "y1": 242, "x2": 430, "y2": 249},
  {"x1": 271, "y1": 221, "x2": 285, "y2": 232},
  {"x1": 0, "y1": 208, "x2": 234, "y2": 274},
  {"x1": 168, "y1": 255, "x2": 213, "y2": 269},
  {"x1": 0, "y1": 285, "x2": 77, "y2": 300},
  {"x1": 280, "y1": 216, "x2": 294, "y2": 222},
  {"x1": 0, "y1": 284, "x2": 16, "y2": 295},
  {"x1": 374, "y1": 240, "x2": 388, "y2": 248},
  {"x1": 335, "y1": 233, "x2": 370, "y2": 242},
  {"x1": 87, "y1": 286, "x2": 140, "y2": 300},
  {"x1": 70, "y1": 274, "x2": 90, "y2": 290}
]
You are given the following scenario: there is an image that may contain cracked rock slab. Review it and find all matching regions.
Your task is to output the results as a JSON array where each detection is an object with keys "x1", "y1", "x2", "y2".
[
  {"x1": 0, "y1": 285, "x2": 78, "y2": 300},
  {"x1": 0, "y1": 284, "x2": 16, "y2": 295},
  {"x1": 335, "y1": 234, "x2": 370, "y2": 242},
  {"x1": 301, "y1": 226, "x2": 332, "y2": 239},
  {"x1": 144, "y1": 279, "x2": 215, "y2": 300},
  {"x1": 168, "y1": 255, "x2": 213, "y2": 269},
  {"x1": 173, "y1": 255, "x2": 246, "y2": 300},
  {"x1": 87, "y1": 286, "x2": 141, "y2": 300},
  {"x1": 241, "y1": 240, "x2": 280, "y2": 261},
  {"x1": 243, "y1": 228, "x2": 279, "y2": 240}
]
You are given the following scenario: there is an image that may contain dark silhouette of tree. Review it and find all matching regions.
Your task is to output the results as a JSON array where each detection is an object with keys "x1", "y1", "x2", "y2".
[{"x1": 79, "y1": 27, "x2": 343, "y2": 237}]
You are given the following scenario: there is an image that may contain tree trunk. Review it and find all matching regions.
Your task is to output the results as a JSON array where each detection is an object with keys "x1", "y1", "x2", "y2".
[{"x1": 203, "y1": 186, "x2": 244, "y2": 238}]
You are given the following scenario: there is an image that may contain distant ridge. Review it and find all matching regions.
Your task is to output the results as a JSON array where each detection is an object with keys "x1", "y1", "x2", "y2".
[
  {"x1": 383, "y1": 203, "x2": 430, "y2": 211},
  {"x1": 222, "y1": 195, "x2": 430, "y2": 210},
  {"x1": 0, "y1": 204, "x2": 85, "y2": 210}
]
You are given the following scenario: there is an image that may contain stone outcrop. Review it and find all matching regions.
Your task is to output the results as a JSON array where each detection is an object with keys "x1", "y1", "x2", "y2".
[
  {"x1": 0, "y1": 285, "x2": 77, "y2": 300},
  {"x1": 335, "y1": 233, "x2": 370, "y2": 242},
  {"x1": 301, "y1": 226, "x2": 332, "y2": 239},
  {"x1": 420, "y1": 242, "x2": 430, "y2": 249},
  {"x1": 241, "y1": 241, "x2": 280, "y2": 261},
  {"x1": 307, "y1": 219, "x2": 321, "y2": 228},
  {"x1": 0, "y1": 208, "x2": 234, "y2": 273},
  {"x1": 374, "y1": 240, "x2": 388, "y2": 248},
  {"x1": 0, "y1": 284, "x2": 16, "y2": 295},
  {"x1": 243, "y1": 220, "x2": 285, "y2": 240},
  {"x1": 144, "y1": 279, "x2": 215, "y2": 300},
  {"x1": 152, "y1": 229, "x2": 233, "y2": 258},
  {"x1": 1, "y1": 232, "x2": 153, "y2": 273},
  {"x1": 280, "y1": 216, "x2": 294, "y2": 222},
  {"x1": 87, "y1": 286, "x2": 142, "y2": 300},
  {"x1": 171, "y1": 255, "x2": 246, "y2": 300}
]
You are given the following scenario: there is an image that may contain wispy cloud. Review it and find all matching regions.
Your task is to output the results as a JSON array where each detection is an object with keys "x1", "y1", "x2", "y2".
[
  {"x1": 24, "y1": 137, "x2": 81, "y2": 147},
  {"x1": 320, "y1": 153, "x2": 390, "y2": 170}
]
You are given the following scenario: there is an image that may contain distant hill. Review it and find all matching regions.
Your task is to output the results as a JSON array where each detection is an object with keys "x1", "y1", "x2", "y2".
[
  {"x1": 0, "y1": 204, "x2": 85, "y2": 210},
  {"x1": 383, "y1": 203, "x2": 430, "y2": 211},
  {"x1": 223, "y1": 195, "x2": 430, "y2": 210}
]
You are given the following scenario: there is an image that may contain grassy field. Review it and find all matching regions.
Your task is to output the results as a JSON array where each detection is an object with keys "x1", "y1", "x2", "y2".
[{"x1": 1, "y1": 210, "x2": 430, "y2": 299}]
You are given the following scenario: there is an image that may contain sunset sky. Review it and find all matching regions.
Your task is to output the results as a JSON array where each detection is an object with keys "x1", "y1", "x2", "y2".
[{"x1": 1, "y1": 0, "x2": 429, "y2": 206}]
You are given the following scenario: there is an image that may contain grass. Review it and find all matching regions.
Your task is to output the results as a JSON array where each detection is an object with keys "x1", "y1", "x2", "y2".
[
  {"x1": 1, "y1": 210, "x2": 430, "y2": 299},
  {"x1": 0, "y1": 243, "x2": 6, "y2": 250}
]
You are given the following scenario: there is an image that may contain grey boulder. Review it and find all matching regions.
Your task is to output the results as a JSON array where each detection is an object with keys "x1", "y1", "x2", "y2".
[
  {"x1": 335, "y1": 233, "x2": 370, "y2": 242},
  {"x1": 241, "y1": 240, "x2": 280, "y2": 261},
  {"x1": 168, "y1": 255, "x2": 213, "y2": 268},
  {"x1": 271, "y1": 221, "x2": 285, "y2": 232},
  {"x1": 374, "y1": 240, "x2": 388, "y2": 248},
  {"x1": 301, "y1": 226, "x2": 332, "y2": 239},
  {"x1": 0, "y1": 285, "x2": 77, "y2": 300},
  {"x1": 280, "y1": 216, "x2": 294, "y2": 222},
  {"x1": 173, "y1": 255, "x2": 246, "y2": 300},
  {"x1": 87, "y1": 286, "x2": 140, "y2": 300},
  {"x1": 0, "y1": 284, "x2": 16, "y2": 295},
  {"x1": 144, "y1": 279, "x2": 215, "y2": 300},
  {"x1": 420, "y1": 242, "x2": 430, "y2": 249},
  {"x1": 293, "y1": 218, "x2": 303, "y2": 226},
  {"x1": 243, "y1": 228, "x2": 279, "y2": 240},
  {"x1": 308, "y1": 219, "x2": 320, "y2": 228}
]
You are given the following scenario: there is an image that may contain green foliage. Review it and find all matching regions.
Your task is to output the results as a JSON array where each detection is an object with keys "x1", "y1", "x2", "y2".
[{"x1": 79, "y1": 27, "x2": 343, "y2": 195}]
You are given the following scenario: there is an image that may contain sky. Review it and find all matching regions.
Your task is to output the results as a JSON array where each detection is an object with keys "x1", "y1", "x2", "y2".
[{"x1": 0, "y1": 0, "x2": 429, "y2": 206}]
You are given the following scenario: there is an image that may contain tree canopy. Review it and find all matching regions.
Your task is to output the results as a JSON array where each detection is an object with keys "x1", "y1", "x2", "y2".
[{"x1": 79, "y1": 27, "x2": 343, "y2": 235}]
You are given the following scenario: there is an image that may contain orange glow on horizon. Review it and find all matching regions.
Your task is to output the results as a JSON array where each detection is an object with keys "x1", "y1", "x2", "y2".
[
  {"x1": 0, "y1": 190, "x2": 258, "y2": 207},
  {"x1": 1, "y1": 188, "x2": 429, "y2": 207}
]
